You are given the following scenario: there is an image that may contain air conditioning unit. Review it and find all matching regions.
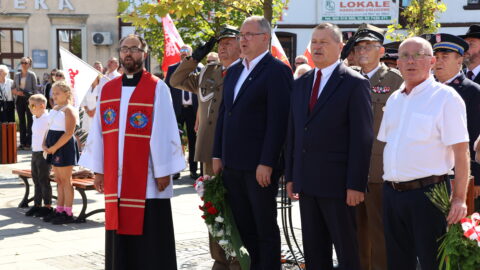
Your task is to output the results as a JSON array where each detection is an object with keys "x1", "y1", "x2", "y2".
[{"x1": 92, "y1": 32, "x2": 112, "y2": 45}]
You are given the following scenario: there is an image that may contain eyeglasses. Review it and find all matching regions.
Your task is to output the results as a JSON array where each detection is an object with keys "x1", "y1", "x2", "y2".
[
  {"x1": 179, "y1": 48, "x2": 190, "y2": 53},
  {"x1": 398, "y1": 52, "x2": 432, "y2": 61},
  {"x1": 236, "y1": 32, "x2": 266, "y2": 41},
  {"x1": 354, "y1": 44, "x2": 381, "y2": 52},
  {"x1": 295, "y1": 62, "x2": 306, "y2": 65},
  {"x1": 21, "y1": 62, "x2": 29, "y2": 65},
  {"x1": 28, "y1": 104, "x2": 36, "y2": 109},
  {"x1": 55, "y1": 74, "x2": 64, "y2": 78},
  {"x1": 117, "y1": 46, "x2": 145, "y2": 54}
]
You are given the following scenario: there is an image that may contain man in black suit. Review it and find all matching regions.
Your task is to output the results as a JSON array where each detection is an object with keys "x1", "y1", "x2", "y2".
[
  {"x1": 285, "y1": 23, "x2": 374, "y2": 270},
  {"x1": 165, "y1": 45, "x2": 201, "y2": 179},
  {"x1": 212, "y1": 16, "x2": 292, "y2": 270},
  {"x1": 461, "y1": 25, "x2": 480, "y2": 206}
]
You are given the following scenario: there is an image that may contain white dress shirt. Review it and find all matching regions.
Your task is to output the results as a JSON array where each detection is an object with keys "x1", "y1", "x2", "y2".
[
  {"x1": 378, "y1": 75, "x2": 469, "y2": 182},
  {"x1": 443, "y1": 72, "x2": 462, "y2": 84},
  {"x1": 467, "y1": 64, "x2": 480, "y2": 81},
  {"x1": 79, "y1": 79, "x2": 186, "y2": 199},
  {"x1": 233, "y1": 50, "x2": 269, "y2": 101},
  {"x1": 362, "y1": 64, "x2": 381, "y2": 80},
  {"x1": 311, "y1": 60, "x2": 341, "y2": 98},
  {"x1": 31, "y1": 111, "x2": 49, "y2": 152}
]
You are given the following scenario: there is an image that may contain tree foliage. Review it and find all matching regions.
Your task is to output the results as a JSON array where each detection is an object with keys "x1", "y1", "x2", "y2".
[
  {"x1": 118, "y1": 0, "x2": 289, "y2": 61},
  {"x1": 386, "y1": 0, "x2": 447, "y2": 41}
]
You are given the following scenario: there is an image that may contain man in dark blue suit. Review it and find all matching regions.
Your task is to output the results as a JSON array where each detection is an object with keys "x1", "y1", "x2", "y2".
[
  {"x1": 285, "y1": 23, "x2": 374, "y2": 270},
  {"x1": 165, "y1": 45, "x2": 201, "y2": 179},
  {"x1": 212, "y1": 16, "x2": 292, "y2": 270}
]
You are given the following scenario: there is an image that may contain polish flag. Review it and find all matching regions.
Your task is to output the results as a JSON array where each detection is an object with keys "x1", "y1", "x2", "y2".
[
  {"x1": 161, "y1": 14, "x2": 185, "y2": 76},
  {"x1": 59, "y1": 47, "x2": 101, "y2": 108},
  {"x1": 303, "y1": 42, "x2": 315, "y2": 68},
  {"x1": 271, "y1": 31, "x2": 291, "y2": 69}
]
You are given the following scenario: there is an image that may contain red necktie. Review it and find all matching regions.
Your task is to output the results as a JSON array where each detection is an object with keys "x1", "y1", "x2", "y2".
[
  {"x1": 309, "y1": 69, "x2": 322, "y2": 112},
  {"x1": 467, "y1": 71, "x2": 474, "y2": 80},
  {"x1": 222, "y1": 69, "x2": 227, "y2": 78}
]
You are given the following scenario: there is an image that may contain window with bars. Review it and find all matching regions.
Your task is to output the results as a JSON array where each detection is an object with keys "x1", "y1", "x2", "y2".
[{"x1": 0, "y1": 28, "x2": 24, "y2": 77}]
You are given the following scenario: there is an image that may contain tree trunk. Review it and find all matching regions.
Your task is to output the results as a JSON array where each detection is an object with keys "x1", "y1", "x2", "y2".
[{"x1": 263, "y1": 0, "x2": 273, "y2": 24}]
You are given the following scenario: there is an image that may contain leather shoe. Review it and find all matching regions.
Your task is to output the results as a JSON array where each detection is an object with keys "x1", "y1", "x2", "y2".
[
  {"x1": 173, "y1": 173, "x2": 180, "y2": 180},
  {"x1": 190, "y1": 172, "x2": 199, "y2": 179}
]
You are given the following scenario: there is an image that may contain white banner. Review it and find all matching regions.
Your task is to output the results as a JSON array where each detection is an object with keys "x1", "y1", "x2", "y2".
[
  {"x1": 320, "y1": 0, "x2": 398, "y2": 24},
  {"x1": 59, "y1": 47, "x2": 101, "y2": 107}
]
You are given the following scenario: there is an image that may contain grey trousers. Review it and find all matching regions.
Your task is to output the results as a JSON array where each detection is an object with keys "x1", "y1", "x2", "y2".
[{"x1": 31, "y1": 151, "x2": 52, "y2": 205}]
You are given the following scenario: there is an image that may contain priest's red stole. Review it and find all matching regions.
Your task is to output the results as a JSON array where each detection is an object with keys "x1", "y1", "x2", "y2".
[{"x1": 100, "y1": 70, "x2": 158, "y2": 235}]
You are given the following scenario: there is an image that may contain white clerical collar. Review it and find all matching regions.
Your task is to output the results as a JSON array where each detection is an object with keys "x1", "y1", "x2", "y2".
[{"x1": 242, "y1": 50, "x2": 269, "y2": 71}]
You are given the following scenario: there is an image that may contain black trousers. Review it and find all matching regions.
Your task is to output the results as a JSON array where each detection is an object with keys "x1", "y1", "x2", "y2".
[
  {"x1": 31, "y1": 152, "x2": 52, "y2": 205},
  {"x1": 299, "y1": 192, "x2": 360, "y2": 270},
  {"x1": 105, "y1": 199, "x2": 177, "y2": 270},
  {"x1": 383, "y1": 182, "x2": 447, "y2": 270},
  {"x1": 222, "y1": 167, "x2": 281, "y2": 270},
  {"x1": 16, "y1": 96, "x2": 33, "y2": 146},
  {"x1": 0, "y1": 101, "x2": 15, "y2": 122},
  {"x1": 177, "y1": 105, "x2": 197, "y2": 172}
]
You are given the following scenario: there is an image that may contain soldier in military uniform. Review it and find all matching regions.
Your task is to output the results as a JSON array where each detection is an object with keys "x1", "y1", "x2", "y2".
[
  {"x1": 352, "y1": 24, "x2": 404, "y2": 270},
  {"x1": 170, "y1": 26, "x2": 241, "y2": 270},
  {"x1": 430, "y1": 33, "x2": 480, "y2": 206}
]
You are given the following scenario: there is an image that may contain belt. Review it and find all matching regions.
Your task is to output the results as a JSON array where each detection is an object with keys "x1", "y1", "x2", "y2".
[{"x1": 386, "y1": 175, "x2": 447, "y2": 192}]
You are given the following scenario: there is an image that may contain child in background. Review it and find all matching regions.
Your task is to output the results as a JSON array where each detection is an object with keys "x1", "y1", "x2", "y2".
[
  {"x1": 43, "y1": 81, "x2": 79, "y2": 224},
  {"x1": 25, "y1": 94, "x2": 52, "y2": 217}
]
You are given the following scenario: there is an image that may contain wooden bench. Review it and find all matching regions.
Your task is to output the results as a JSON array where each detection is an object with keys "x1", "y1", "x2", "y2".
[{"x1": 12, "y1": 169, "x2": 104, "y2": 223}]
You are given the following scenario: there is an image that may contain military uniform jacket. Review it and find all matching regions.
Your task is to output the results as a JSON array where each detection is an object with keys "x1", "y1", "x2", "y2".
[
  {"x1": 170, "y1": 58, "x2": 225, "y2": 163},
  {"x1": 365, "y1": 63, "x2": 403, "y2": 182},
  {"x1": 448, "y1": 73, "x2": 480, "y2": 185}
]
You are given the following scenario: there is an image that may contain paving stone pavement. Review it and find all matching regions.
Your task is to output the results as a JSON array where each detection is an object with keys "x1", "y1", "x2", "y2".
[{"x1": 0, "y1": 149, "x2": 306, "y2": 270}]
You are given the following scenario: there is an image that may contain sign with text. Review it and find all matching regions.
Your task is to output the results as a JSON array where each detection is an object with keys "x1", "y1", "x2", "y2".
[{"x1": 320, "y1": 0, "x2": 398, "y2": 24}]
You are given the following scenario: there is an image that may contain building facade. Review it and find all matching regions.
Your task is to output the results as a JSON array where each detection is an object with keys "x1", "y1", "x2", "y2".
[
  {"x1": 276, "y1": 0, "x2": 480, "y2": 65},
  {"x1": 0, "y1": 0, "x2": 133, "y2": 78}
]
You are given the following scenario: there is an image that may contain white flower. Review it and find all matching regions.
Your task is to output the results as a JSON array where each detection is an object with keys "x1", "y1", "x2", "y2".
[
  {"x1": 230, "y1": 250, "x2": 236, "y2": 257},
  {"x1": 219, "y1": 239, "x2": 229, "y2": 246},
  {"x1": 215, "y1": 216, "x2": 224, "y2": 223},
  {"x1": 194, "y1": 181, "x2": 204, "y2": 197},
  {"x1": 216, "y1": 230, "x2": 224, "y2": 237}
]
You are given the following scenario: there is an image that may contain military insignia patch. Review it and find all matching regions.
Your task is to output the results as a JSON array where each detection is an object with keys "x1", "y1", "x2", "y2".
[
  {"x1": 103, "y1": 108, "x2": 116, "y2": 125},
  {"x1": 129, "y1": 112, "x2": 148, "y2": 129},
  {"x1": 372, "y1": 86, "x2": 391, "y2": 94}
]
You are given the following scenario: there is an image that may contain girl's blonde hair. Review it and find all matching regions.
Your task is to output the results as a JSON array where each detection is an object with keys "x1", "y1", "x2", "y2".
[{"x1": 52, "y1": 80, "x2": 73, "y2": 104}]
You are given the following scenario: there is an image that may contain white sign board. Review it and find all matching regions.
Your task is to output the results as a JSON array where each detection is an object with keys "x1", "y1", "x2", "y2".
[{"x1": 320, "y1": 0, "x2": 398, "y2": 24}]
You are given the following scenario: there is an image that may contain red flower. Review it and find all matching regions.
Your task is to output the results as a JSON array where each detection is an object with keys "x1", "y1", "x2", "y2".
[
  {"x1": 207, "y1": 206, "x2": 218, "y2": 215},
  {"x1": 201, "y1": 215, "x2": 206, "y2": 219},
  {"x1": 200, "y1": 197, "x2": 204, "y2": 201},
  {"x1": 198, "y1": 205, "x2": 204, "y2": 211},
  {"x1": 204, "y1": 201, "x2": 213, "y2": 208}
]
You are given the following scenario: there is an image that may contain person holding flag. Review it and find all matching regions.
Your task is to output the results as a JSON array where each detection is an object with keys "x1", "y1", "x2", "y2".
[{"x1": 80, "y1": 34, "x2": 185, "y2": 270}]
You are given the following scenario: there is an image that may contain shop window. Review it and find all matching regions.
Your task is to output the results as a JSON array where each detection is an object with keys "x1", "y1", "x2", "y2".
[
  {"x1": 464, "y1": 0, "x2": 480, "y2": 9},
  {"x1": 57, "y1": 29, "x2": 82, "y2": 68},
  {"x1": 0, "y1": 28, "x2": 24, "y2": 76},
  {"x1": 275, "y1": 32, "x2": 296, "y2": 67}
]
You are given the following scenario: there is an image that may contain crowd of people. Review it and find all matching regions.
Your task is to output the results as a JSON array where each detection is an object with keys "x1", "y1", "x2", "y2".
[{"x1": 3, "y1": 14, "x2": 480, "y2": 270}]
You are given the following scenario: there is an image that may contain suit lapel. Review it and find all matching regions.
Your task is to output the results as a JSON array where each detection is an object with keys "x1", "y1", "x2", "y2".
[
  {"x1": 300, "y1": 69, "x2": 316, "y2": 120},
  {"x1": 307, "y1": 63, "x2": 345, "y2": 122},
  {"x1": 233, "y1": 53, "x2": 272, "y2": 106},
  {"x1": 224, "y1": 63, "x2": 244, "y2": 108}
]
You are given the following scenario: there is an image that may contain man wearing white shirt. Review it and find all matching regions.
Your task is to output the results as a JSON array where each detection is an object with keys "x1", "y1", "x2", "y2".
[
  {"x1": 212, "y1": 16, "x2": 292, "y2": 270},
  {"x1": 80, "y1": 34, "x2": 185, "y2": 270},
  {"x1": 285, "y1": 23, "x2": 373, "y2": 270},
  {"x1": 378, "y1": 37, "x2": 470, "y2": 270}
]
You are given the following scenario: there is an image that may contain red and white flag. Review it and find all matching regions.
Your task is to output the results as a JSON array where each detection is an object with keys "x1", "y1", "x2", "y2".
[
  {"x1": 303, "y1": 41, "x2": 315, "y2": 68},
  {"x1": 271, "y1": 31, "x2": 291, "y2": 69},
  {"x1": 161, "y1": 14, "x2": 185, "y2": 76},
  {"x1": 59, "y1": 47, "x2": 101, "y2": 107}
]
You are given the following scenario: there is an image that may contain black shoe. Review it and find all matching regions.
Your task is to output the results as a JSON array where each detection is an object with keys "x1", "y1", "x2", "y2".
[
  {"x1": 173, "y1": 173, "x2": 180, "y2": 180},
  {"x1": 190, "y1": 172, "x2": 199, "y2": 179},
  {"x1": 51, "y1": 212, "x2": 75, "y2": 225},
  {"x1": 25, "y1": 206, "x2": 41, "y2": 216},
  {"x1": 34, "y1": 207, "x2": 53, "y2": 217},
  {"x1": 43, "y1": 211, "x2": 61, "y2": 222}
]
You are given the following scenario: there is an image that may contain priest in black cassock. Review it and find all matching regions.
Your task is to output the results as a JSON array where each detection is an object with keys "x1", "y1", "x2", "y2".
[{"x1": 79, "y1": 34, "x2": 186, "y2": 270}]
